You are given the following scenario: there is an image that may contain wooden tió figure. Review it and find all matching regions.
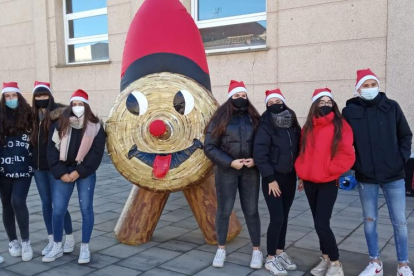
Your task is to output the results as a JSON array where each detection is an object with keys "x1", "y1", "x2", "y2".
[{"x1": 106, "y1": 0, "x2": 241, "y2": 245}]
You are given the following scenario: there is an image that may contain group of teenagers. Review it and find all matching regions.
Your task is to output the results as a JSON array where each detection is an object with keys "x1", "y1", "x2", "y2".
[
  {"x1": 0, "y1": 67, "x2": 411, "y2": 276},
  {"x1": 0, "y1": 82, "x2": 105, "y2": 265},
  {"x1": 204, "y1": 68, "x2": 413, "y2": 276}
]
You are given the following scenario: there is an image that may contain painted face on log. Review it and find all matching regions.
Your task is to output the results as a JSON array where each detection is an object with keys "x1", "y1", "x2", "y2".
[{"x1": 106, "y1": 73, "x2": 218, "y2": 192}]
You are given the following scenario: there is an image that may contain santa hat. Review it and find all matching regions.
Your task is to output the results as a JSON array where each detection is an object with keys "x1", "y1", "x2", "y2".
[
  {"x1": 228, "y1": 80, "x2": 247, "y2": 98},
  {"x1": 2, "y1": 82, "x2": 20, "y2": 94},
  {"x1": 312, "y1": 88, "x2": 333, "y2": 103},
  {"x1": 33, "y1": 81, "x2": 52, "y2": 94},
  {"x1": 70, "y1": 89, "x2": 89, "y2": 104},
  {"x1": 355, "y1": 68, "x2": 380, "y2": 92},
  {"x1": 121, "y1": 0, "x2": 211, "y2": 92},
  {"x1": 265, "y1": 89, "x2": 285, "y2": 104}
]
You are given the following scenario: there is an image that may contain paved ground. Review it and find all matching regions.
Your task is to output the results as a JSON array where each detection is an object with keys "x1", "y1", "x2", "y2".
[{"x1": 0, "y1": 162, "x2": 413, "y2": 276}]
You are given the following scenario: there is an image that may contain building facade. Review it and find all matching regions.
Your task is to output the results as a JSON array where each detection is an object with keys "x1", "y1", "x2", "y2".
[{"x1": 0, "y1": 0, "x2": 413, "y2": 129}]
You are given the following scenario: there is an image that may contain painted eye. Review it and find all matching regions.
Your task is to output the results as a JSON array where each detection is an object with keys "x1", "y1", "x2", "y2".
[
  {"x1": 173, "y1": 90, "x2": 194, "y2": 115},
  {"x1": 126, "y1": 91, "x2": 148, "y2": 116}
]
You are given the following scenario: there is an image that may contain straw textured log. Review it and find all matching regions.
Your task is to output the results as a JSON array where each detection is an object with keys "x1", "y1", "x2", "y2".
[{"x1": 114, "y1": 186, "x2": 170, "y2": 245}]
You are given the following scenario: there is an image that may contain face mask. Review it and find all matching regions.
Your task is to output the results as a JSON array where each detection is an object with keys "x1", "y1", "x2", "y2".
[
  {"x1": 268, "y1": 103, "x2": 285, "y2": 114},
  {"x1": 35, "y1": 99, "x2": 49, "y2": 108},
  {"x1": 230, "y1": 98, "x2": 248, "y2": 108},
  {"x1": 319, "y1": 106, "x2": 333, "y2": 116},
  {"x1": 360, "y1": 87, "x2": 379, "y2": 100},
  {"x1": 5, "y1": 99, "x2": 18, "y2": 109},
  {"x1": 72, "y1": 106, "x2": 85, "y2": 118}
]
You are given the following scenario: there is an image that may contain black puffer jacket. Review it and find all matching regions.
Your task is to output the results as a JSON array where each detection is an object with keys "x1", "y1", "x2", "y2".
[
  {"x1": 342, "y1": 93, "x2": 412, "y2": 184},
  {"x1": 33, "y1": 103, "x2": 66, "y2": 171},
  {"x1": 204, "y1": 111, "x2": 255, "y2": 171},
  {"x1": 253, "y1": 111, "x2": 300, "y2": 184}
]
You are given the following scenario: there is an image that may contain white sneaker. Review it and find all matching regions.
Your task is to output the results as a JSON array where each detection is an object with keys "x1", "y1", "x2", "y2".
[
  {"x1": 63, "y1": 234, "x2": 75, "y2": 253},
  {"x1": 42, "y1": 235, "x2": 54, "y2": 256},
  {"x1": 359, "y1": 261, "x2": 383, "y2": 276},
  {"x1": 397, "y1": 265, "x2": 414, "y2": 276},
  {"x1": 277, "y1": 252, "x2": 297, "y2": 271},
  {"x1": 326, "y1": 262, "x2": 344, "y2": 276},
  {"x1": 0, "y1": 255, "x2": 4, "y2": 264},
  {"x1": 42, "y1": 242, "x2": 63, "y2": 262},
  {"x1": 8, "y1": 240, "x2": 21, "y2": 257},
  {"x1": 78, "y1": 243, "x2": 91, "y2": 264},
  {"x1": 21, "y1": 240, "x2": 33, "y2": 262},
  {"x1": 212, "y1": 248, "x2": 226, "y2": 268},
  {"x1": 265, "y1": 257, "x2": 288, "y2": 275},
  {"x1": 311, "y1": 257, "x2": 330, "y2": 276},
  {"x1": 250, "y1": 250, "x2": 263, "y2": 269}
]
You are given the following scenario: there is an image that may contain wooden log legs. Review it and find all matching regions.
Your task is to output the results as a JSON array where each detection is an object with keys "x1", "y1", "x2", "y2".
[
  {"x1": 114, "y1": 185, "x2": 170, "y2": 245},
  {"x1": 183, "y1": 174, "x2": 242, "y2": 245}
]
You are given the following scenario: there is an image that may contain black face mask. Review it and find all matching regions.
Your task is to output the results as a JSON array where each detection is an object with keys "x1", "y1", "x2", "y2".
[
  {"x1": 230, "y1": 98, "x2": 248, "y2": 109},
  {"x1": 267, "y1": 103, "x2": 285, "y2": 114},
  {"x1": 319, "y1": 106, "x2": 333, "y2": 116},
  {"x1": 35, "y1": 99, "x2": 49, "y2": 108}
]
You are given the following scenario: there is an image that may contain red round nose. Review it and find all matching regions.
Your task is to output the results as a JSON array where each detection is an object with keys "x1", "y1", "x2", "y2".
[{"x1": 149, "y1": 120, "x2": 167, "y2": 137}]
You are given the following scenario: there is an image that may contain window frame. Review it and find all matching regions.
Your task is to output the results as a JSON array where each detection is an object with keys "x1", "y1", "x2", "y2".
[
  {"x1": 63, "y1": 0, "x2": 109, "y2": 65},
  {"x1": 191, "y1": 0, "x2": 267, "y2": 54}
]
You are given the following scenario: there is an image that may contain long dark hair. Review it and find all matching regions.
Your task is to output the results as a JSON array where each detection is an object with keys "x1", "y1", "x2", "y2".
[
  {"x1": 58, "y1": 102, "x2": 99, "y2": 138},
  {"x1": 0, "y1": 93, "x2": 33, "y2": 145},
  {"x1": 300, "y1": 98, "x2": 343, "y2": 158},
  {"x1": 265, "y1": 104, "x2": 301, "y2": 131},
  {"x1": 205, "y1": 98, "x2": 260, "y2": 138},
  {"x1": 31, "y1": 90, "x2": 56, "y2": 145}
]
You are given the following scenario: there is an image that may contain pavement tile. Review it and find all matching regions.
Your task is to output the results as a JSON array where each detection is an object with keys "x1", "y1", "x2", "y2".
[
  {"x1": 139, "y1": 267, "x2": 186, "y2": 276},
  {"x1": 195, "y1": 262, "x2": 253, "y2": 276},
  {"x1": 157, "y1": 240, "x2": 199, "y2": 253},
  {"x1": 151, "y1": 226, "x2": 192, "y2": 243},
  {"x1": 117, "y1": 247, "x2": 181, "y2": 271},
  {"x1": 88, "y1": 264, "x2": 142, "y2": 276},
  {"x1": 35, "y1": 262, "x2": 96, "y2": 276},
  {"x1": 160, "y1": 249, "x2": 214, "y2": 275},
  {"x1": 100, "y1": 241, "x2": 159, "y2": 258}
]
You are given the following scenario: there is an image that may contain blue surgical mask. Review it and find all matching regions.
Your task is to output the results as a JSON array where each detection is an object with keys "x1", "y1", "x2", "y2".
[
  {"x1": 360, "y1": 87, "x2": 379, "y2": 100},
  {"x1": 5, "y1": 99, "x2": 18, "y2": 109}
]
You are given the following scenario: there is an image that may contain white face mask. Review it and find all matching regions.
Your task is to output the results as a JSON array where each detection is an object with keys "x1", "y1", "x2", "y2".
[
  {"x1": 360, "y1": 87, "x2": 379, "y2": 100},
  {"x1": 72, "y1": 106, "x2": 85, "y2": 118}
]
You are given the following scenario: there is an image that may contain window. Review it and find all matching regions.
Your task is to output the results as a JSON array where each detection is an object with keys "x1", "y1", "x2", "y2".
[
  {"x1": 192, "y1": 0, "x2": 267, "y2": 53},
  {"x1": 63, "y1": 0, "x2": 109, "y2": 64}
]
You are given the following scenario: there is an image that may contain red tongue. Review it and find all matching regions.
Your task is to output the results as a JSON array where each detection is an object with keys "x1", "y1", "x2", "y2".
[{"x1": 153, "y1": 154, "x2": 172, "y2": 179}]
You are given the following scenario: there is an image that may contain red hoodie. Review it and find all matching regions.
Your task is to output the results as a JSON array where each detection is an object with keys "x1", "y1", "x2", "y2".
[{"x1": 295, "y1": 112, "x2": 355, "y2": 183}]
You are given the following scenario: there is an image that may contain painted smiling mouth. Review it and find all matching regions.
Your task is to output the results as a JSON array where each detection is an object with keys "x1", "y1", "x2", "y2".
[{"x1": 127, "y1": 139, "x2": 203, "y2": 179}]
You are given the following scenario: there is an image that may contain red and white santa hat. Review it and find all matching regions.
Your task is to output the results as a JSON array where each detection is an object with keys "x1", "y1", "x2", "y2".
[
  {"x1": 355, "y1": 68, "x2": 380, "y2": 91},
  {"x1": 228, "y1": 80, "x2": 247, "y2": 98},
  {"x1": 70, "y1": 89, "x2": 89, "y2": 104},
  {"x1": 33, "y1": 81, "x2": 52, "y2": 94},
  {"x1": 312, "y1": 88, "x2": 333, "y2": 102},
  {"x1": 2, "y1": 82, "x2": 21, "y2": 94},
  {"x1": 265, "y1": 89, "x2": 285, "y2": 104}
]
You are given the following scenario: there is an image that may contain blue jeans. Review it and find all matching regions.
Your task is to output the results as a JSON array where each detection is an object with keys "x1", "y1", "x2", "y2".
[
  {"x1": 52, "y1": 169, "x2": 96, "y2": 243},
  {"x1": 34, "y1": 170, "x2": 72, "y2": 236},
  {"x1": 358, "y1": 179, "x2": 408, "y2": 263}
]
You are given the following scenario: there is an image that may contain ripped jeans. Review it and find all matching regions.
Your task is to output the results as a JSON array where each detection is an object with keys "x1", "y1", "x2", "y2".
[{"x1": 358, "y1": 179, "x2": 408, "y2": 263}]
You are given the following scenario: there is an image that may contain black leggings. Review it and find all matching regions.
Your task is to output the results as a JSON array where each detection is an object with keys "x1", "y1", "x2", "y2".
[
  {"x1": 262, "y1": 172, "x2": 296, "y2": 256},
  {"x1": 0, "y1": 177, "x2": 32, "y2": 241},
  {"x1": 304, "y1": 180, "x2": 339, "y2": 261}
]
